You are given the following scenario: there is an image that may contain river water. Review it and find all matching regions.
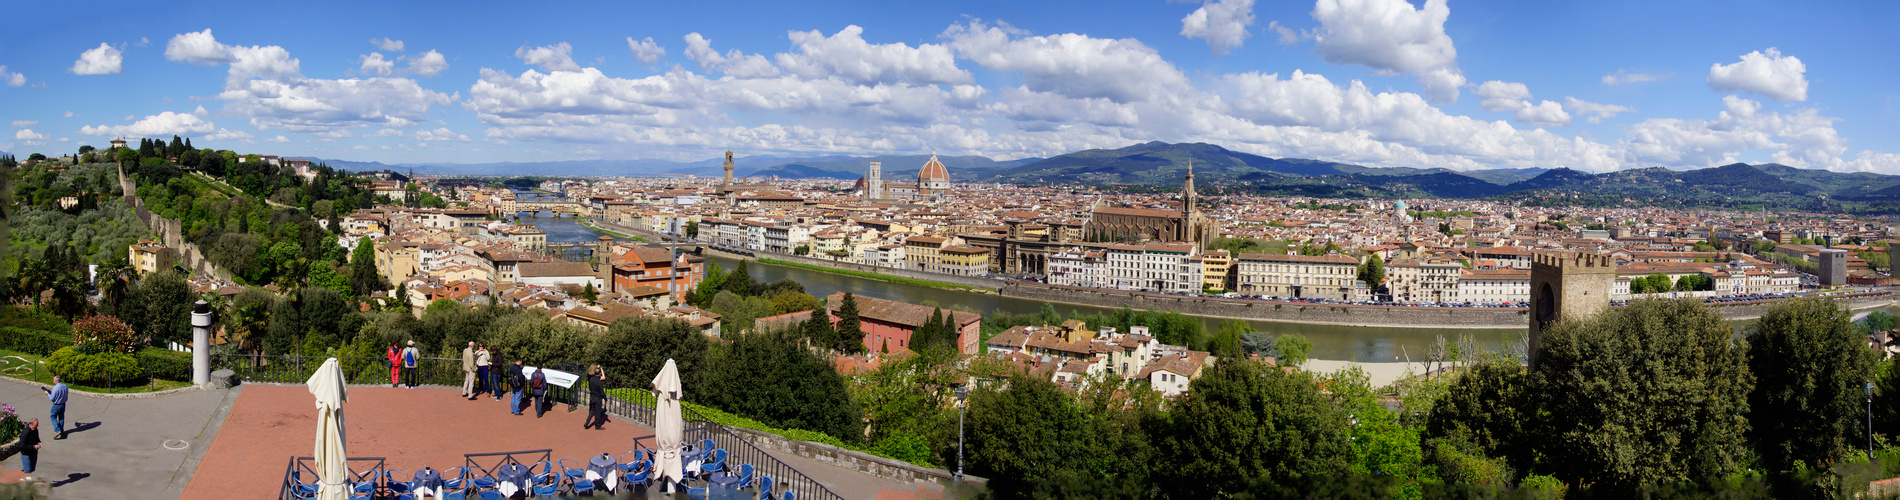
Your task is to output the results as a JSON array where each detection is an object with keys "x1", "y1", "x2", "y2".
[{"x1": 526, "y1": 214, "x2": 1521, "y2": 361}]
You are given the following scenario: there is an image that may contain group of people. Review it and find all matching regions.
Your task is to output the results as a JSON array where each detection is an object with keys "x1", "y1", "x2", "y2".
[
  {"x1": 381, "y1": 340, "x2": 612, "y2": 429},
  {"x1": 15, "y1": 376, "x2": 67, "y2": 481}
]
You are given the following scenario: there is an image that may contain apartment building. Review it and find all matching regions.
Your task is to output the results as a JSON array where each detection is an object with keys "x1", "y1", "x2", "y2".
[{"x1": 1233, "y1": 253, "x2": 1362, "y2": 300}]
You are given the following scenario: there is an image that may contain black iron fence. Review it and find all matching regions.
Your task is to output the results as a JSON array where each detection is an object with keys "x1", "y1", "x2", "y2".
[
  {"x1": 279, "y1": 456, "x2": 385, "y2": 500},
  {"x1": 246, "y1": 354, "x2": 842, "y2": 500}
]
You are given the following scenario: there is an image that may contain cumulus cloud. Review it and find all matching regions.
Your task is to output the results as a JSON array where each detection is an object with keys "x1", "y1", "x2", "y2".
[
  {"x1": 1474, "y1": 80, "x2": 1531, "y2": 112},
  {"x1": 1266, "y1": 21, "x2": 1303, "y2": 45},
  {"x1": 944, "y1": 20, "x2": 1190, "y2": 104},
  {"x1": 776, "y1": 25, "x2": 970, "y2": 85},
  {"x1": 71, "y1": 43, "x2": 124, "y2": 75},
  {"x1": 165, "y1": 29, "x2": 234, "y2": 65},
  {"x1": 1180, "y1": 0, "x2": 1256, "y2": 54},
  {"x1": 1601, "y1": 68, "x2": 1662, "y2": 85},
  {"x1": 1310, "y1": 0, "x2": 1464, "y2": 103},
  {"x1": 61, "y1": 112, "x2": 76, "y2": 118},
  {"x1": 203, "y1": 128, "x2": 254, "y2": 141},
  {"x1": 683, "y1": 33, "x2": 780, "y2": 78},
  {"x1": 414, "y1": 127, "x2": 470, "y2": 142},
  {"x1": 1, "y1": 66, "x2": 25, "y2": 86},
  {"x1": 1707, "y1": 47, "x2": 1807, "y2": 101},
  {"x1": 80, "y1": 111, "x2": 216, "y2": 136},
  {"x1": 161, "y1": 29, "x2": 454, "y2": 134},
  {"x1": 402, "y1": 50, "x2": 449, "y2": 77},
  {"x1": 371, "y1": 37, "x2": 404, "y2": 52},
  {"x1": 1513, "y1": 100, "x2": 1570, "y2": 127},
  {"x1": 360, "y1": 53, "x2": 394, "y2": 76},
  {"x1": 13, "y1": 129, "x2": 48, "y2": 141},
  {"x1": 265, "y1": 135, "x2": 290, "y2": 143},
  {"x1": 515, "y1": 43, "x2": 581, "y2": 72},
  {"x1": 627, "y1": 37, "x2": 665, "y2": 66},
  {"x1": 1563, "y1": 97, "x2": 1632, "y2": 124}
]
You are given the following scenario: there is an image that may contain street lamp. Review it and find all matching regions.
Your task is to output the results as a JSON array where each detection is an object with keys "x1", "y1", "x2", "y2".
[
  {"x1": 957, "y1": 385, "x2": 972, "y2": 484},
  {"x1": 1868, "y1": 380, "x2": 1877, "y2": 459}
]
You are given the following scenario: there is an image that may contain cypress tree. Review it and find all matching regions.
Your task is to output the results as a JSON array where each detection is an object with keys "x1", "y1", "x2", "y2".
[{"x1": 835, "y1": 292, "x2": 864, "y2": 353}]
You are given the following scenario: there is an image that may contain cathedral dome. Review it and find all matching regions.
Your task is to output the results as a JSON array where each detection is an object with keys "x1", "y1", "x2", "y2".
[{"x1": 918, "y1": 153, "x2": 949, "y2": 181}]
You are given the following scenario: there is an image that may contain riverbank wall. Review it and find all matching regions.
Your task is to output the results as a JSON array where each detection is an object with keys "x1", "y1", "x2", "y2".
[{"x1": 703, "y1": 247, "x2": 1005, "y2": 292}]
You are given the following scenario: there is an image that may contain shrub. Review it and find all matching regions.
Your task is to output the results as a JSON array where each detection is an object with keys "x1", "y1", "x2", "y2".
[
  {"x1": 46, "y1": 347, "x2": 143, "y2": 387},
  {"x1": 0, "y1": 404, "x2": 21, "y2": 445},
  {"x1": 137, "y1": 347, "x2": 192, "y2": 381},
  {"x1": 0, "y1": 327, "x2": 73, "y2": 356},
  {"x1": 71, "y1": 315, "x2": 138, "y2": 355}
]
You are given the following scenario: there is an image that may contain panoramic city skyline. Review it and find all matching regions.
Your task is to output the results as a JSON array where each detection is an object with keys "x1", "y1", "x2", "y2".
[{"x1": 3, "y1": 0, "x2": 1897, "y2": 174}]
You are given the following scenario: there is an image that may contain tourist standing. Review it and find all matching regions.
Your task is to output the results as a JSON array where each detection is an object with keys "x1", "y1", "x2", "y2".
[
  {"x1": 401, "y1": 341, "x2": 420, "y2": 388},
  {"x1": 461, "y1": 342, "x2": 477, "y2": 399},
  {"x1": 386, "y1": 342, "x2": 401, "y2": 387},
  {"x1": 530, "y1": 367, "x2": 549, "y2": 418},
  {"x1": 18, "y1": 419, "x2": 40, "y2": 480},
  {"x1": 43, "y1": 376, "x2": 67, "y2": 439},
  {"x1": 509, "y1": 359, "x2": 526, "y2": 415},
  {"x1": 583, "y1": 365, "x2": 608, "y2": 430},
  {"x1": 475, "y1": 343, "x2": 492, "y2": 398}
]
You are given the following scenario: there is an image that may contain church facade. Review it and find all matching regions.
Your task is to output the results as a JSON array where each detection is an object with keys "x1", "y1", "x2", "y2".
[
  {"x1": 864, "y1": 153, "x2": 952, "y2": 202},
  {"x1": 1083, "y1": 162, "x2": 1219, "y2": 249}
]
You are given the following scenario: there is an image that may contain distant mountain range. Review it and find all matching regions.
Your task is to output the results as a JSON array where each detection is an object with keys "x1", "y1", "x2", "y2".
[{"x1": 297, "y1": 140, "x2": 1900, "y2": 210}]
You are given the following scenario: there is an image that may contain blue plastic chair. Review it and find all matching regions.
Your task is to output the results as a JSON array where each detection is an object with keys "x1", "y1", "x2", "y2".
[
  {"x1": 563, "y1": 463, "x2": 596, "y2": 496},
  {"x1": 530, "y1": 472, "x2": 561, "y2": 497},
  {"x1": 685, "y1": 480, "x2": 710, "y2": 500},
  {"x1": 617, "y1": 451, "x2": 644, "y2": 474},
  {"x1": 700, "y1": 449, "x2": 728, "y2": 475},
  {"x1": 349, "y1": 469, "x2": 378, "y2": 500},
  {"x1": 288, "y1": 471, "x2": 320, "y2": 499},
  {"x1": 783, "y1": 490, "x2": 796, "y2": 500},
  {"x1": 756, "y1": 475, "x2": 774, "y2": 500},
  {"x1": 385, "y1": 469, "x2": 414, "y2": 495},
  {"x1": 442, "y1": 466, "x2": 470, "y2": 492},
  {"x1": 732, "y1": 463, "x2": 755, "y2": 489},
  {"x1": 477, "y1": 490, "x2": 504, "y2": 500}
]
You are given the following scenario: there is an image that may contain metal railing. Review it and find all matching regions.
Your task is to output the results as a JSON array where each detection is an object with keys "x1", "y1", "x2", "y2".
[
  {"x1": 279, "y1": 456, "x2": 386, "y2": 500},
  {"x1": 243, "y1": 354, "x2": 842, "y2": 500}
]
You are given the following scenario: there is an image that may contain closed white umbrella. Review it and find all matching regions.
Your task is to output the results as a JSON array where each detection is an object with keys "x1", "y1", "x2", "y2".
[
  {"x1": 651, "y1": 359, "x2": 684, "y2": 487},
  {"x1": 307, "y1": 357, "x2": 350, "y2": 500}
]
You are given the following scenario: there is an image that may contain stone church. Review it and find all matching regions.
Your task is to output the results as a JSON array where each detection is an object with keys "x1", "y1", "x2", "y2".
[
  {"x1": 863, "y1": 153, "x2": 953, "y2": 203},
  {"x1": 1083, "y1": 161, "x2": 1219, "y2": 248}
]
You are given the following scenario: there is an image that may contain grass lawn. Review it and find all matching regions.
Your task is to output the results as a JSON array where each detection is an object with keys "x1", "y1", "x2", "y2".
[
  {"x1": 0, "y1": 349, "x2": 192, "y2": 394},
  {"x1": 579, "y1": 219, "x2": 650, "y2": 242},
  {"x1": 756, "y1": 258, "x2": 984, "y2": 292}
]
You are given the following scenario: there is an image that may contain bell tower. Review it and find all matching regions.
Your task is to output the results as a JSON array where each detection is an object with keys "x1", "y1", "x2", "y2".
[
  {"x1": 1528, "y1": 252, "x2": 1615, "y2": 367},
  {"x1": 722, "y1": 150, "x2": 735, "y2": 186},
  {"x1": 1180, "y1": 159, "x2": 1201, "y2": 244}
]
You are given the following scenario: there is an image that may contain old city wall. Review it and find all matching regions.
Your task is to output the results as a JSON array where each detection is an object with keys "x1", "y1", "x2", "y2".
[
  {"x1": 119, "y1": 166, "x2": 232, "y2": 280},
  {"x1": 1001, "y1": 282, "x2": 1532, "y2": 328}
]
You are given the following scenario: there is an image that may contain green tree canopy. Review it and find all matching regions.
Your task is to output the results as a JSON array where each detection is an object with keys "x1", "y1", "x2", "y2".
[
  {"x1": 1158, "y1": 360, "x2": 1352, "y2": 497},
  {"x1": 699, "y1": 329, "x2": 862, "y2": 441},
  {"x1": 1745, "y1": 298, "x2": 1877, "y2": 476}
]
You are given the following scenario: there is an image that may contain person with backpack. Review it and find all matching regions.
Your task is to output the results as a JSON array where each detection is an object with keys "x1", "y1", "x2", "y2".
[
  {"x1": 508, "y1": 358, "x2": 527, "y2": 416},
  {"x1": 530, "y1": 367, "x2": 549, "y2": 418},
  {"x1": 401, "y1": 340, "x2": 420, "y2": 388}
]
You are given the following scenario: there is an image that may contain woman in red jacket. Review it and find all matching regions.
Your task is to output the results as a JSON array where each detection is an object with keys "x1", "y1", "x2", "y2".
[{"x1": 386, "y1": 342, "x2": 402, "y2": 387}]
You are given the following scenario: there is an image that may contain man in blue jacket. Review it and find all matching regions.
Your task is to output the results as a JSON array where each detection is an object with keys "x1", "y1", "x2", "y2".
[{"x1": 43, "y1": 376, "x2": 68, "y2": 439}]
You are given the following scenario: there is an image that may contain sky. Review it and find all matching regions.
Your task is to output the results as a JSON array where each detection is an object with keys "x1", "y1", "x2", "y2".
[{"x1": 3, "y1": 0, "x2": 1899, "y2": 174}]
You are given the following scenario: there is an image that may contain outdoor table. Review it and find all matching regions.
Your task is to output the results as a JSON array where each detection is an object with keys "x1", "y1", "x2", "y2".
[
  {"x1": 413, "y1": 468, "x2": 443, "y2": 493},
  {"x1": 588, "y1": 454, "x2": 617, "y2": 477},
  {"x1": 707, "y1": 472, "x2": 741, "y2": 489},
  {"x1": 496, "y1": 463, "x2": 531, "y2": 491}
]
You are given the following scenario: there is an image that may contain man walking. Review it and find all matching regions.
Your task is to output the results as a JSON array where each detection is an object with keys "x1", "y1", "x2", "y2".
[
  {"x1": 461, "y1": 341, "x2": 477, "y2": 399},
  {"x1": 43, "y1": 376, "x2": 67, "y2": 439},
  {"x1": 18, "y1": 419, "x2": 40, "y2": 481},
  {"x1": 530, "y1": 367, "x2": 549, "y2": 418},
  {"x1": 401, "y1": 341, "x2": 420, "y2": 388},
  {"x1": 509, "y1": 359, "x2": 527, "y2": 416}
]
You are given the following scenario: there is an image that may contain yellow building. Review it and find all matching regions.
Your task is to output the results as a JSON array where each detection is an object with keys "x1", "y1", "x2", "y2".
[
  {"x1": 129, "y1": 239, "x2": 176, "y2": 275},
  {"x1": 903, "y1": 236, "x2": 947, "y2": 270},
  {"x1": 1199, "y1": 249, "x2": 1232, "y2": 292},
  {"x1": 939, "y1": 245, "x2": 992, "y2": 276}
]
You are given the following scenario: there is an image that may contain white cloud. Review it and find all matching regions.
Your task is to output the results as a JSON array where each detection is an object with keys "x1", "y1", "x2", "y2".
[
  {"x1": 944, "y1": 20, "x2": 1190, "y2": 104},
  {"x1": 414, "y1": 128, "x2": 470, "y2": 142},
  {"x1": 1563, "y1": 97, "x2": 1632, "y2": 124},
  {"x1": 61, "y1": 112, "x2": 76, "y2": 118},
  {"x1": 360, "y1": 53, "x2": 394, "y2": 76},
  {"x1": 776, "y1": 25, "x2": 970, "y2": 86},
  {"x1": 10, "y1": 120, "x2": 36, "y2": 128},
  {"x1": 1513, "y1": 100, "x2": 1570, "y2": 127},
  {"x1": 0, "y1": 66, "x2": 23, "y2": 87},
  {"x1": 71, "y1": 43, "x2": 124, "y2": 75},
  {"x1": 80, "y1": 111, "x2": 216, "y2": 136},
  {"x1": 135, "y1": 37, "x2": 150, "y2": 47},
  {"x1": 1707, "y1": 47, "x2": 1807, "y2": 101},
  {"x1": 165, "y1": 29, "x2": 234, "y2": 65},
  {"x1": 1180, "y1": 0, "x2": 1256, "y2": 54},
  {"x1": 13, "y1": 129, "x2": 48, "y2": 141},
  {"x1": 515, "y1": 43, "x2": 581, "y2": 72},
  {"x1": 265, "y1": 135, "x2": 290, "y2": 143},
  {"x1": 627, "y1": 37, "x2": 665, "y2": 66},
  {"x1": 123, "y1": 115, "x2": 135, "y2": 121},
  {"x1": 683, "y1": 33, "x2": 780, "y2": 79},
  {"x1": 204, "y1": 128, "x2": 254, "y2": 141},
  {"x1": 1601, "y1": 68, "x2": 1662, "y2": 85},
  {"x1": 1474, "y1": 80, "x2": 1531, "y2": 112},
  {"x1": 1310, "y1": 0, "x2": 1464, "y2": 103},
  {"x1": 402, "y1": 50, "x2": 449, "y2": 77},
  {"x1": 1266, "y1": 21, "x2": 1303, "y2": 45},
  {"x1": 371, "y1": 37, "x2": 404, "y2": 52},
  {"x1": 193, "y1": 105, "x2": 209, "y2": 116}
]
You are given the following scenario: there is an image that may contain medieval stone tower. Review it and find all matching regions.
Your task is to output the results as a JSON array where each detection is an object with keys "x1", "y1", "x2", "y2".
[
  {"x1": 864, "y1": 161, "x2": 883, "y2": 200},
  {"x1": 596, "y1": 235, "x2": 615, "y2": 293},
  {"x1": 722, "y1": 150, "x2": 735, "y2": 186},
  {"x1": 1528, "y1": 252, "x2": 1615, "y2": 367}
]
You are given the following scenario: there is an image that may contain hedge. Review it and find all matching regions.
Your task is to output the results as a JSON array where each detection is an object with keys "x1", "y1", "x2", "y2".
[
  {"x1": 46, "y1": 347, "x2": 142, "y2": 387},
  {"x1": 0, "y1": 327, "x2": 74, "y2": 356},
  {"x1": 137, "y1": 347, "x2": 192, "y2": 381}
]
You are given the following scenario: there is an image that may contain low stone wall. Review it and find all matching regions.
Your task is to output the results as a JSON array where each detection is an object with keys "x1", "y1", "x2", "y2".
[
  {"x1": 726, "y1": 427, "x2": 981, "y2": 486},
  {"x1": 1702, "y1": 291, "x2": 1895, "y2": 321},
  {"x1": 1003, "y1": 282, "x2": 1532, "y2": 328}
]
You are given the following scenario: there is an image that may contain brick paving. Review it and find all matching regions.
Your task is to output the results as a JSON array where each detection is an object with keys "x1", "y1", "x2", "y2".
[{"x1": 183, "y1": 384, "x2": 652, "y2": 499}]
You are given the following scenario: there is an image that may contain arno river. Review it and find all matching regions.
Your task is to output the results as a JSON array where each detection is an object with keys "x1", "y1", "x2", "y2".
[{"x1": 519, "y1": 213, "x2": 1520, "y2": 362}]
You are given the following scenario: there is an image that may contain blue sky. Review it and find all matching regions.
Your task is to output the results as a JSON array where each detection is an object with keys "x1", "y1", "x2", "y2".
[{"x1": 3, "y1": 0, "x2": 1898, "y2": 174}]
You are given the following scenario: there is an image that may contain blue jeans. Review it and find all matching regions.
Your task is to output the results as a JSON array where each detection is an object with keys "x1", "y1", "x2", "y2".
[
  {"x1": 511, "y1": 389, "x2": 523, "y2": 415},
  {"x1": 50, "y1": 404, "x2": 64, "y2": 435},
  {"x1": 487, "y1": 371, "x2": 501, "y2": 399},
  {"x1": 20, "y1": 453, "x2": 34, "y2": 473}
]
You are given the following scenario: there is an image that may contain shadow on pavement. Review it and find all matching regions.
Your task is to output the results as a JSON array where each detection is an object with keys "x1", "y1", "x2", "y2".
[
  {"x1": 64, "y1": 422, "x2": 100, "y2": 436},
  {"x1": 49, "y1": 472, "x2": 88, "y2": 487}
]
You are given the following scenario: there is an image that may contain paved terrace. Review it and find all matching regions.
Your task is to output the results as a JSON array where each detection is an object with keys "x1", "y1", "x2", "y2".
[{"x1": 0, "y1": 378, "x2": 237, "y2": 500}]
